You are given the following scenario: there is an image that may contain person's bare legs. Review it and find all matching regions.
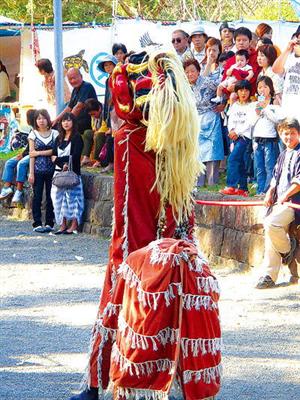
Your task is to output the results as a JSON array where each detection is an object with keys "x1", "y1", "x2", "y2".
[
  {"x1": 66, "y1": 218, "x2": 78, "y2": 233},
  {"x1": 16, "y1": 182, "x2": 24, "y2": 191}
]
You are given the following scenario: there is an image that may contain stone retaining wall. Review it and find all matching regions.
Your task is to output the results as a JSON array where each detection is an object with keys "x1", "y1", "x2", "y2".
[
  {"x1": 0, "y1": 160, "x2": 265, "y2": 269},
  {"x1": 0, "y1": 160, "x2": 114, "y2": 237},
  {"x1": 194, "y1": 192, "x2": 265, "y2": 271}
]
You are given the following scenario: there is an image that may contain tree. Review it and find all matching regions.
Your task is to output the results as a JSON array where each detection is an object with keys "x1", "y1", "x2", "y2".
[{"x1": 0, "y1": 0, "x2": 299, "y2": 23}]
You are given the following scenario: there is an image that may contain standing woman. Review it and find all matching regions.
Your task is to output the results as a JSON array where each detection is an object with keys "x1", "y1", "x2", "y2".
[
  {"x1": 257, "y1": 44, "x2": 283, "y2": 104},
  {"x1": 184, "y1": 58, "x2": 224, "y2": 187},
  {"x1": 200, "y1": 37, "x2": 223, "y2": 81},
  {"x1": 51, "y1": 113, "x2": 84, "y2": 234},
  {"x1": 28, "y1": 109, "x2": 58, "y2": 232}
]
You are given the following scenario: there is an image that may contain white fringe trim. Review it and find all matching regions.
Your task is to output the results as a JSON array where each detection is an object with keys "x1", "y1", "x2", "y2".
[
  {"x1": 118, "y1": 312, "x2": 179, "y2": 351},
  {"x1": 95, "y1": 319, "x2": 118, "y2": 340},
  {"x1": 121, "y1": 135, "x2": 130, "y2": 262},
  {"x1": 118, "y1": 261, "x2": 182, "y2": 309},
  {"x1": 183, "y1": 294, "x2": 218, "y2": 311},
  {"x1": 95, "y1": 320, "x2": 117, "y2": 393},
  {"x1": 183, "y1": 364, "x2": 222, "y2": 384},
  {"x1": 148, "y1": 240, "x2": 206, "y2": 273},
  {"x1": 196, "y1": 276, "x2": 220, "y2": 294},
  {"x1": 103, "y1": 302, "x2": 122, "y2": 317},
  {"x1": 116, "y1": 387, "x2": 168, "y2": 400},
  {"x1": 181, "y1": 337, "x2": 222, "y2": 358},
  {"x1": 110, "y1": 264, "x2": 118, "y2": 295},
  {"x1": 112, "y1": 345, "x2": 176, "y2": 376}
]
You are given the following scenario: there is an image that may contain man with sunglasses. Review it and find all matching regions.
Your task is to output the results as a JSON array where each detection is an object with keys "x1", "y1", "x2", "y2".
[{"x1": 172, "y1": 29, "x2": 193, "y2": 63}]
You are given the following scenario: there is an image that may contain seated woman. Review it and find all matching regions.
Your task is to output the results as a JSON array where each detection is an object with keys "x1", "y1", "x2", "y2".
[
  {"x1": 51, "y1": 113, "x2": 84, "y2": 235},
  {"x1": 81, "y1": 99, "x2": 103, "y2": 167},
  {"x1": 0, "y1": 109, "x2": 36, "y2": 204}
]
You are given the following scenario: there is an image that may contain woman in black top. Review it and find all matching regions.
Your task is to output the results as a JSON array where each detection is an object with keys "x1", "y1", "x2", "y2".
[{"x1": 51, "y1": 113, "x2": 84, "y2": 234}]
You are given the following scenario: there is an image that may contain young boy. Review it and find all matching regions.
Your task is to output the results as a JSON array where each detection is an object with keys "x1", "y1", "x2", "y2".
[
  {"x1": 81, "y1": 98, "x2": 103, "y2": 167},
  {"x1": 212, "y1": 49, "x2": 254, "y2": 104},
  {"x1": 256, "y1": 118, "x2": 300, "y2": 289}
]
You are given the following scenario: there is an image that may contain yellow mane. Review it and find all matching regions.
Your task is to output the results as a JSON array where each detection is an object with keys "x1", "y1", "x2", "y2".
[{"x1": 145, "y1": 50, "x2": 204, "y2": 223}]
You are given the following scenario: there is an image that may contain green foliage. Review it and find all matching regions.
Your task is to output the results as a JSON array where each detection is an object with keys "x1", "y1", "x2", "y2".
[
  {"x1": 0, "y1": 149, "x2": 22, "y2": 160},
  {"x1": 252, "y1": 0, "x2": 298, "y2": 20},
  {"x1": 0, "y1": 0, "x2": 299, "y2": 23}
]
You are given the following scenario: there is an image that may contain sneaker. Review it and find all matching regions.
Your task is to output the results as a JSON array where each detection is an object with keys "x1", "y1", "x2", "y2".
[
  {"x1": 211, "y1": 96, "x2": 222, "y2": 104},
  {"x1": 33, "y1": 225, "x2": 46, "y2": 233},
  {"x1": 44, "y1": 225, "x2": 54, "y2": 233},
  {"x1": 0, "y1": 186, "x2": 13, "y2": 200},
  {"x1": 281, "y1": 237, "x2": 297, "y2": 265},
  {"x1": 219, "y1": 187, "x2": 237, "y2": 195},
  {"x1": 235, "y1": 189, "x2": 249, "y2": 197},
  {"x1": 11, "y1": 189, "x2": 23, "y2": 204},
  {"x1": 256, "y1": 275, "x2": 275, "y2": 289}
]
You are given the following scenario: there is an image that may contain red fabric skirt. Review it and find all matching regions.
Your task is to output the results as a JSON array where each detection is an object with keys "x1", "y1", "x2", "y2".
[{"x1": 84, "y1": 123, "x2": 221, "y2": 399}]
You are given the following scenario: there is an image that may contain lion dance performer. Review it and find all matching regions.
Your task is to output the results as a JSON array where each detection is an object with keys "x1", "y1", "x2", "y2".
[{"x1": 70, "y1": 50, "x2": 222, "y2": 400}]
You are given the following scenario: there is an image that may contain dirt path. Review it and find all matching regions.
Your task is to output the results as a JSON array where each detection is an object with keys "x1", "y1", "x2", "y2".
[{"x1": 0, "y1": 216, "x2": 299, "y2": 399}]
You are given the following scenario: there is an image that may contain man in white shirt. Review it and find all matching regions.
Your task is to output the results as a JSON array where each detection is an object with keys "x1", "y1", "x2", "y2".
[
  {"x1": 272, "y1": 26, "x2": 300, "y2": 120},
  {"x1": 171, "y1": 29, "x2": 193, "y2": 63},
  {"x1": 190, "y1": 27, "x2": 208, "y2": 65}
]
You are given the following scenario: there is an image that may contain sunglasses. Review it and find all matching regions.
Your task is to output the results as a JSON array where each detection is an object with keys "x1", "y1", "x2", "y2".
[{"x1": 172, "y1": 38, "x2": 182, "y2": 44}]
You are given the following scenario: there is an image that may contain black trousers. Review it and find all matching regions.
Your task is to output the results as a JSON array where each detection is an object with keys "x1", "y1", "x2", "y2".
[{"x1": 32, "y1": 172, "x2": 54, "y2": 227}]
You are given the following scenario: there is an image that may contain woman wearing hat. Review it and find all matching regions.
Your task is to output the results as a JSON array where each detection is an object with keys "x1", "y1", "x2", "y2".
[{"x1": 219, "y1": 22, "x2": 235, "y2": 53}]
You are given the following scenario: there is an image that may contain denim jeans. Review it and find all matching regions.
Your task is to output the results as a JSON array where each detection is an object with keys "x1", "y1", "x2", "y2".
[
  {"x1": 226, "y1": 137, "x2": 251, "y2": 191},
  {"x1": 197, "y1": 161, "x2": 220, "y2": 186},
  {"x1": 254, "y1": 141, "x2": 279, "y2": 194},
  {"x1": 2, "y1": 155, "x2": 30, "y2": 184},
  {"x1": 32, "y1": 172, "x2": 54, "y2": 227}
]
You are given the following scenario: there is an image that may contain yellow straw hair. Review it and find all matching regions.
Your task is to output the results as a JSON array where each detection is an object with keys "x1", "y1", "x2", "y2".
[{"x1": 145, "y1": 50, "x2": 204, "y2": 223}]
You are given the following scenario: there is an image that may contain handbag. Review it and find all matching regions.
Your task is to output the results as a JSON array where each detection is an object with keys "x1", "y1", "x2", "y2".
[
  {"x1": 99, "y1": 142, "x2": 108, "y2": 163},
  {"x1": 52, "y1": 155, "x2": 80, "y2": 189}
]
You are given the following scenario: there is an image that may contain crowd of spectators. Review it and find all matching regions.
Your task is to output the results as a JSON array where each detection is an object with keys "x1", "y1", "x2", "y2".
[{"x1": 1, "y1": 23, "x2": 300, "y2": 237}]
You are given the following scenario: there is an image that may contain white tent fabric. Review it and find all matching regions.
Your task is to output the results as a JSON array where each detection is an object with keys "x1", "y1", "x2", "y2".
[
  {"x1": 0, "y1": 16, "x2": 22, "y2": 25},
  {"x1": 16, "y1": 19, "x2": 300, "y2": 114}
]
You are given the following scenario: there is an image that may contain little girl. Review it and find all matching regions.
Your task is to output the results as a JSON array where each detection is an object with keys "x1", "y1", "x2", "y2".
[
  {"x1": 220, "y1": 80, "x2": 253, "y2": 196},
  {"x1": 51, "y1": 113, "x2": 84, "y2": 235},
  {"x1": 257, "y1": 44, "x2": 283, "y2": 105},
  {"x1": 251, "y1": 76, "x2": 282, "y2": 195},
  {"x1": 28, "y1": 109, "x2": 58, "y2": 232}
]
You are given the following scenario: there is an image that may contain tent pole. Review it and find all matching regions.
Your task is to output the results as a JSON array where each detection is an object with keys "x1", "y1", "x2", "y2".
[{"x1": 53, "y1": 0, "x2": 64, "y2": 114}]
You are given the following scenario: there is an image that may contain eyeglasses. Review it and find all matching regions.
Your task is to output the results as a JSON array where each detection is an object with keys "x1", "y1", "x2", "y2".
[{"x1": 172, "y1": 38, "x2": 182, "y2": 44}]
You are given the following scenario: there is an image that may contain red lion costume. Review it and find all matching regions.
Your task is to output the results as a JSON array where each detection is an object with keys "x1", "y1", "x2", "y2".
[{"x1": 70, "y1": 51, "x2": 221, "y2": 400}]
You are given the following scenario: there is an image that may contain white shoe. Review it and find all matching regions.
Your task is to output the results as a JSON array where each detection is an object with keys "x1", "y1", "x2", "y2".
[
  {"x1": 44, "y1": 225, "x2": 54, "y2": 232},
  {"x1": 211, "y1": 96, "x2": 222, "y2": 104},
  {"x1": 11, "y1": 189, "x2": 23, "y2": 204},
  {"x1": 0, "y1": 186, "x2": 13, "y2": 200}
]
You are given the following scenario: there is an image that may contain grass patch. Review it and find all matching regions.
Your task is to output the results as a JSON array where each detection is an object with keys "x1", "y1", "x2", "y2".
[
  {"x1": 197, "y1": 172, "x2": 257, "y2": 197},
  {"x1": 0, "y1": 149, "x2": 23, "y2": 160}
]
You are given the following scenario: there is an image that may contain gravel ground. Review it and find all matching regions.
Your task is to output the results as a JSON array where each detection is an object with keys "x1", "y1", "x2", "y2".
[{"x1": 0, "y1": 215, "x2": 299, "y2": 400}]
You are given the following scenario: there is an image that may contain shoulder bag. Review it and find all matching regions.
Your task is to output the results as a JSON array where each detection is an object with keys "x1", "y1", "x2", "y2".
[{"x1": 52, "y1": 155, "x2": 80, "y2": 189}]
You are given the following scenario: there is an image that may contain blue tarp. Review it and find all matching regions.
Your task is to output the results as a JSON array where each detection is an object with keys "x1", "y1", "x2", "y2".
[{"x1": 0, "y1": 29, "x2": 20, "y2": 36}]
